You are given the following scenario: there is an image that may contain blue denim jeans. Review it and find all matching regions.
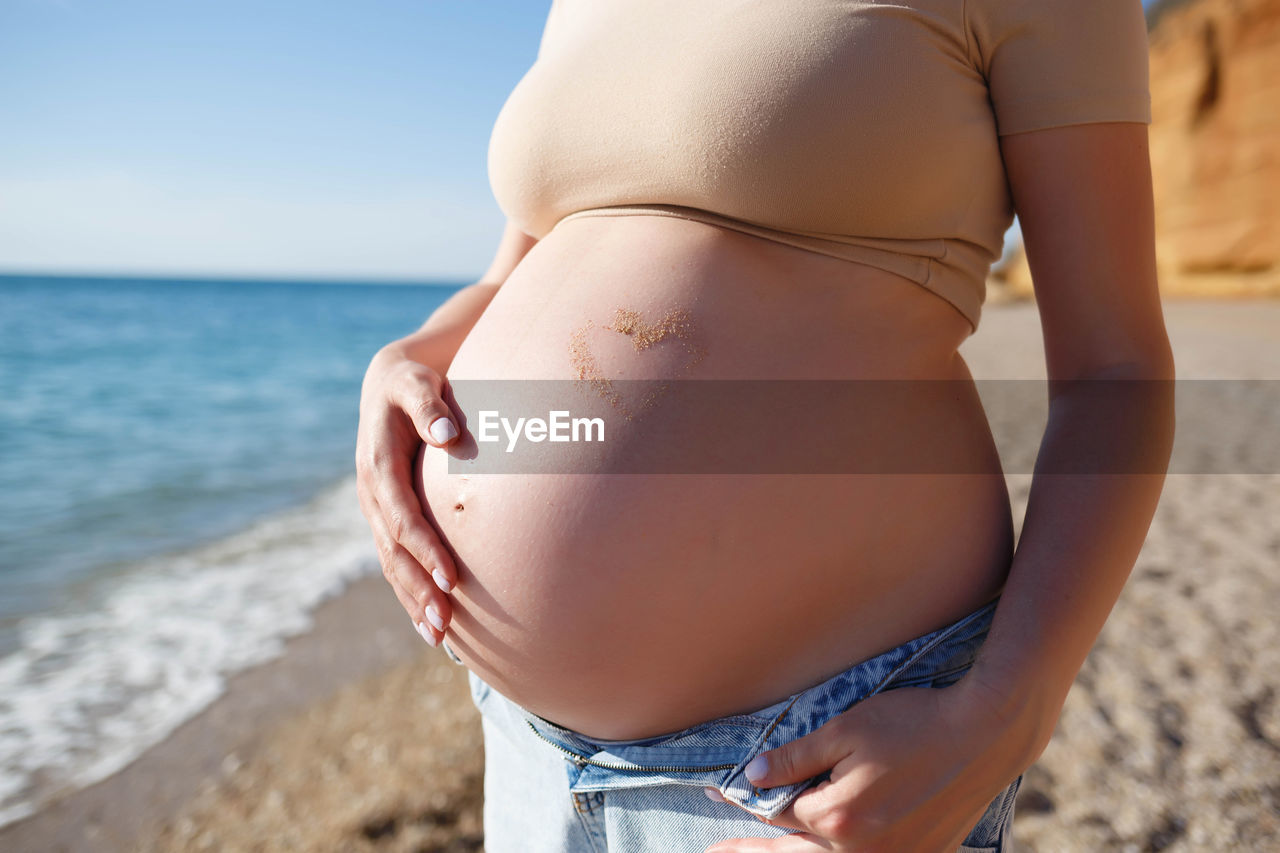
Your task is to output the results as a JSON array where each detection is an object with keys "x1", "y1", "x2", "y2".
[{"x1": 445, "y1": 597, "x2": 1020, "y2": 852}]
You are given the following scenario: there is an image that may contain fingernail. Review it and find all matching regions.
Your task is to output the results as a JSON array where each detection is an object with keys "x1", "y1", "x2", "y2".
[
  {"x1": 425, "y1": 604, "x2": 445, "y2": 632},
  {"x1": 429, "y1": 417, "x2": 458, "y2": 444},
  {"x1": 703, "y1": 787, "x2": 726, "y2": 802},
  {"x1": 432, "y1": 569, "x2": 453, "y2": 593},
  {"x1": 744, "y1": 755, "x2": 768, "y2": 785},
  {"x1": 415, "y1": 620, "x2": 438, "y2": 647}
]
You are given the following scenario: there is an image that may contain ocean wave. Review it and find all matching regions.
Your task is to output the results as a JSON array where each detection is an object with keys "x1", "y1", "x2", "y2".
[{"x1": 0, "y1": 475, "x2": 376, "y2": 828}]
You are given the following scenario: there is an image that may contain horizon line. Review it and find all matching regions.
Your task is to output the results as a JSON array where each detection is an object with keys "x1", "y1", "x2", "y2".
[{"x1": 0, "y1": 269, "x2": 478, "y2": 287}]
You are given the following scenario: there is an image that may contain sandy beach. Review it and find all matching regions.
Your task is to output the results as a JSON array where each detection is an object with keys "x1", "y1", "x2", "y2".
[{"x1": 2, "y1": 300, "x2": 1276, "y2": 853}]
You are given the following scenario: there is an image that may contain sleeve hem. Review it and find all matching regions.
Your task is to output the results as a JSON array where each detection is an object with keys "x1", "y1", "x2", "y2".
[{"x1": 994, "y1": 92, "x2": 1153, "y2": 137}]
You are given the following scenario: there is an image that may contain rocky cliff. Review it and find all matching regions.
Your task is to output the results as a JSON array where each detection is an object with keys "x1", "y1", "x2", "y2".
[{"x1": 988, "y1": 0, "x2": 1280, "y2": 303}]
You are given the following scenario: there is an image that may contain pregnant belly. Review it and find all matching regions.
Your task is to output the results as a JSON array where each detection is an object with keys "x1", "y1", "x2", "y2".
[{"x1": 416, "y1": 214, "x2": 1014, "y2": 739}]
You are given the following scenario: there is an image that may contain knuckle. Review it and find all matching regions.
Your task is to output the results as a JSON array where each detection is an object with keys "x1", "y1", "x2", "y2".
[
  {"x1": 368, "y1": 446, "x2": 398, "y2": 474},
  {"x1": 387, "y1": 556, "x2": 427, "y2": 604},
  {"x1": 386, "y1": 510, "x2": 410, "y2": 542},
  {"x1": 409, "y1": 395, "x2": 445, "y2": 422},
  {"x1": 832, "y1": 712, "x2": 860, "y2": 738},
  {"x1": 406, "y1": 361, "x2": 440, "y2": 384},
  {"x1": 815, "y1": 807, "x2": 856, "y2": 841},
  {"x1": 399, "y1": 365, "x2": 436, "y2": 393},
  {"x1": 422, "y1": 529, "x2": 447, "y2": 555}
]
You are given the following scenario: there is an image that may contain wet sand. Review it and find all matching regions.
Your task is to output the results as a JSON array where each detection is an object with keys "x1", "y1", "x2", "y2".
[{"x1": 3, "y1": 301, "x2": 1276, "y2": 852}]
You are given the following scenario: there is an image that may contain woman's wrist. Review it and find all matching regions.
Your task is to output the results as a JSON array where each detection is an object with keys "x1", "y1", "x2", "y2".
[
  {"x1": 376, "y1": 332, "x2": 451, "y2": 375},
  {"x1": 388, "y1": 280, "x2": 501, "y2": 374},
  {"x1": 958, "y1": 651, "x2": 1067, "y2": 768}
]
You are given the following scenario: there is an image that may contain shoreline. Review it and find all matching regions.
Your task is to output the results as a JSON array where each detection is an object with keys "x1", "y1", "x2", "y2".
[{"x1": 0, "y1": 572, "x2": 431, "y2": 852}]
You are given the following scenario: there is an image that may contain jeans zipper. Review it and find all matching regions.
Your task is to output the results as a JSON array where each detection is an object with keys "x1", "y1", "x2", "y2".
[{"x1": 524, "y1": 720, "x2": 737, "y2": 773}]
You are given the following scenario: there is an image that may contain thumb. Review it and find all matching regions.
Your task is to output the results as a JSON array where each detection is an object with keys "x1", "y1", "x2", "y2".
[
  {"x1": 394, "y1": 365, "x2": 458, "y2": 448},
  {"x1": 745, "y1": 719, "x2": 852, "y2": 789}
]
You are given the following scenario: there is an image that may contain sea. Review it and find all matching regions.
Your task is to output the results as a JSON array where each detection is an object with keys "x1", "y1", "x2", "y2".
[{"x1": 0, "y1": 273, "x2": 464, "y2": 828}]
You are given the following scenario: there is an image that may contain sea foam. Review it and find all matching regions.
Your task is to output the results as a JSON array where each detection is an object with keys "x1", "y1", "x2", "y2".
[{"x1": 0, "y1": 475, "x2": 376, "y2": 828}]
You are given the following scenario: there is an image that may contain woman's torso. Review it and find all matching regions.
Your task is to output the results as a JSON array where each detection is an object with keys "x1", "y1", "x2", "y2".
[{"x1": 417, "y1": 214, "x2": 1014, "y2": 740}]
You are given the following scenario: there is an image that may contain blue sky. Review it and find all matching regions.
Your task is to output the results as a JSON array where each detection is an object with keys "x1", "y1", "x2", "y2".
[
  {"x1": 0, "y1": 1, "x2": 1159, "y2": 281},
  {"x1": 0, "y1": 0, "x2": 551, "y2": 280}
]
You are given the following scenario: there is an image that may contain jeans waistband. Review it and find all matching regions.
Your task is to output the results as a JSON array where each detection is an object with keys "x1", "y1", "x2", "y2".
[{"x1": 501, "y1": 596, "x2": 1000, "y2": 819}]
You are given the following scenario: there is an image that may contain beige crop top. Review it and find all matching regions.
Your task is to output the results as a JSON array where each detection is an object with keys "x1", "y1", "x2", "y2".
[{"x1": 487, "y1": 0, "x2": 1153, "y2": 332}]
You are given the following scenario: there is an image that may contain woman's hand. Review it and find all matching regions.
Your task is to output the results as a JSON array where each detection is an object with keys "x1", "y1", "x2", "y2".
[
  {"x1": 356, "y1": 343, "x2": 462, "y2": 647},
  {"x1": 705, "y1": 673, "x2": 1054, "y2": 853}
]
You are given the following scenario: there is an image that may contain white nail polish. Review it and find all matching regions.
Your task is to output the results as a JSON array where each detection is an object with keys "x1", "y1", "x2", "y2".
[
  {"x1": 432, "y1": 569, "x2": 453, "y2": 593},
  {"x1": 704, "y1": 787, "x2": 726, "y2": 803},
  {"x1": 429, "y1": 417, "x2": 458, "y2": 444},
  {"x1": 415, "y1": 620, "x2": 438, "y2": 647},
  {"x1": 425, "y1": 604, "x2": 445, "y2": 632},
  {"x1": 744, "y1": 755, "x2": 768, "y2": 785}
]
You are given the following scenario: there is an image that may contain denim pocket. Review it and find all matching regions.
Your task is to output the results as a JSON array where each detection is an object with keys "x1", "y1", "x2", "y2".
[
  {"x1": 959, "y1": 774, "x2": 1022, "y2": 851},
  {"x1": 467, "y1": 670, "x2": 494, "y2": 713}
]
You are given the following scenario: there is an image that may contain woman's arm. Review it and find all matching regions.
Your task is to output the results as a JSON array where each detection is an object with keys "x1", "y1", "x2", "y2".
[
  {"x1": 964, "y1": 120, "x2": 1175, "y2": 735},
  {"x1": 707, "y1": 121, "x2": 1175, "y2": 852},
  {"x1": 383, "y1": 220, "x2": 540, "y2": 372},
  {"x1": 356, "y1": 220, "x2": 538, "y2": 644}
]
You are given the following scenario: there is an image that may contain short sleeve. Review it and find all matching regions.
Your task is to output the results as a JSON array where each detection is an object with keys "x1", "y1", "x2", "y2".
[{"x1": 967, "y1": 0, "x2": 1153, "y2": 136}]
